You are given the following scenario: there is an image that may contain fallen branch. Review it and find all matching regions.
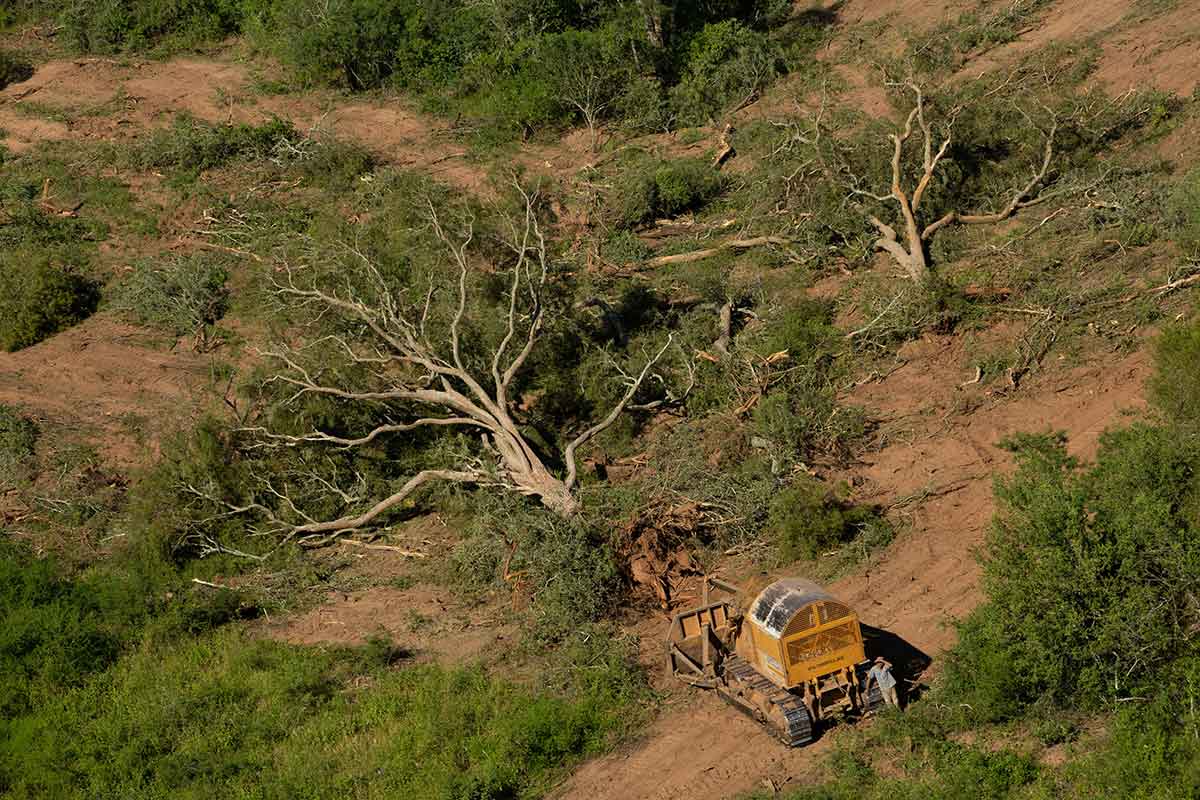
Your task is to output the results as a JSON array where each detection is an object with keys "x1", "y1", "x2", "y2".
[
  {"x1": 191, "y1": 577, "x2": 236, "y2": 590},
  {"x1": 1148, "y1": 270, "x2": 1200, "y2": 296},
  {"x1": 847, "y1": 292, "x2": 905, "y2": 339},
  {"x1": 647, "y1": 236, "x2": 792, "y2": 267},
  {"x1": 337, "y1": 538, "x2": 428, "y2": 558},
  {"x1": 176, "y1": 236, "x2": 265, "y2": 263}
]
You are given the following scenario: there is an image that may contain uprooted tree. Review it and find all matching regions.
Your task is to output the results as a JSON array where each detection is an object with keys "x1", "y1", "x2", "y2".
[
  {"x1": 848, "y1": 81, "x2": 1059, "y2": 283},
  {"x1": 192, "y1": 184, "x2": 675, "y2": 548}
]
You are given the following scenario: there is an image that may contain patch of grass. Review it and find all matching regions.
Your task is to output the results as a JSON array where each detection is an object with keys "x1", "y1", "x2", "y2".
[
  {"x1": 0, "y1": 404, "x2": 38, "y2": 490},
  {"x1": 108, "y1": 253, "x2": 230, "y2": 338},
  {"x1": 1167, "y1": 165, "x2": 1200, "y2": 259},
  {"x1": 1149, "y1": 318, "x2": 1200, "y2": 426},
  {"x1": 0, "y1": 617, "x2": 647, "y2": 798}
]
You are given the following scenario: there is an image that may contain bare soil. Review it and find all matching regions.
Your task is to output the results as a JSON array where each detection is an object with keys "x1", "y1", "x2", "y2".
[
  {"x1": 0, "y1": 55, "x2": 493, "y2": 192},
  {"x1": 557, "y1": 339, "x2": 1149, "y2": 800},
  {"x1": 0, "y1": 313, "x2": 212, "y2": 468}
]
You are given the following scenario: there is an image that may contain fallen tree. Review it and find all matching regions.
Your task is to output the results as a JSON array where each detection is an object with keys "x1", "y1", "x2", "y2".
[{"x1": 192, "y1": 183, "x2": 675, "y2": 547}]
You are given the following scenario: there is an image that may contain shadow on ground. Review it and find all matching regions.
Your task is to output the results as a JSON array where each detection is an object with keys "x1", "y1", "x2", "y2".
[{"x1": 862, "y1": 623, "x2": 933, "y2": 703}]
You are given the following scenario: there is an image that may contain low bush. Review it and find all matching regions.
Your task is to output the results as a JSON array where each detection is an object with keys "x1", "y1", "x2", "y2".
[
  {"x1": 108, "y1": 254, "x2": 230, "y2": 337},
  {"x1": 125, "y1": 114, "x2": 296, "y2": 173},
  {"x1": 942, "y1": 426, "x2": 1200, "y2": 721},
  {"x1": 748, "y1": 299, "x2": 867, "y2": 460},
  {"x1": 0, "y1": 50, "x2": 33, "y2": 89},
  {"x1": 767, "y1": 477, "x2": 885, "y2": 562},
  {"x1": 609, "y1": 157, "x2": 724, "y2": 228},
  {"x1": 454, "y1": 496, "x2": 624, "y2": 643},
  {"x1": 669, "y1": 20, "x2": 781, "y2": 125},
  {"x1": 0, "y1": 253, "x2": 99, "y2": 351},
  {"x1": 124, "y1": 114, "x2": 375, "y2": 188},
  {"x1": 1166, "y1": 166, "x2": 1200, "y2": 259},
  {"x1": 61, "y1": 0, "x2": 249, "y2": 54}
]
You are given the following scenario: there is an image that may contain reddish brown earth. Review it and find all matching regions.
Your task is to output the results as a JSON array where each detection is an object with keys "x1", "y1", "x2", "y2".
[
  {"x1": 0, "y1": 56, "x2": 493, "y2": 192},
  {"x1": 557, "y1": 338, "x2": 1150, "y2": 800},
  {"x1": 0, "y1": 314, "x2": 212, "y2": 468}
]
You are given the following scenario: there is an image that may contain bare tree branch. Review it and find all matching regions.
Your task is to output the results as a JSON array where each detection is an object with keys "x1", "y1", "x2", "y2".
[
  {"x1": 848, "y1": 81, "x2": 1058, "y2": 283},
  {"x1": 208, "y1": 186, "x2": 690, "y2": 540},
  {"x1": 564, "y1": 335, "x2": 675, "y2": 491}
]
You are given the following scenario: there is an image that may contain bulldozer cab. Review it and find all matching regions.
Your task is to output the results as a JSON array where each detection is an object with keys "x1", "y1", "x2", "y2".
[{"x1": 741, "y1": 578, "x2": 866, "y2": 688}]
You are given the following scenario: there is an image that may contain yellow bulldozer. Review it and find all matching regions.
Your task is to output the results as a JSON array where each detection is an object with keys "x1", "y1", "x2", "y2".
[{"x1": 667, "y1": 575, "x2": 884, "y2": 746}]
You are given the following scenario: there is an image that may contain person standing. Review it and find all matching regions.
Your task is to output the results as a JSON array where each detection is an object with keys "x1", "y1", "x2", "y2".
[{"x1": 867, "y1": 656, "x2": 900, "y2": 710}]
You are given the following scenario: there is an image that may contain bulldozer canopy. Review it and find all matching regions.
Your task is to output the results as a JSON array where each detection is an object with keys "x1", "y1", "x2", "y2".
[{"x1": 749, "y1": 579, "x2": 836, "y2": 637}]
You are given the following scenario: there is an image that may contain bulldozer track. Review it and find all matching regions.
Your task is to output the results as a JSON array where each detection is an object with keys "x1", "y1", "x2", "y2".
[{"x1": 721, "y1": 657, "x2": 814, "y2": 747}]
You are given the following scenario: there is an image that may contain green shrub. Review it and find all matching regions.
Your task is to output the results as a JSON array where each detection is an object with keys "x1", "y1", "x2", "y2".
[
  {"x1": 942, "y1": 428, "x2": 1200, "y2": 720},
  {"x1": 126, "y1": 114, "x2": 296, "y2": 173},
  {"x1": 251, "y1": 0, "x2": 417, "y2": 89},
  {"x1": 609, "y1": 157, "x2": 724, "y2": 228},
  {"x1": 0, "y1": 404, "x2": 37, "y2": 463},
  {"x1": 670, "y1": 20, "x2": 780, "y2": 125},
  {"x1": 0, "y1": 50, "x2": 33, "y2": 89},
  {"x1": 108, "y1": 254, "x2": 230, "y2": 336},
  {"x1": 0, "y1": 253, "x2": 99, "y2": 351},
  {"x1": 1166, "y1": 166, "x2": 1200, "y2": 258},
  {"x1": 1148, "y1": 318, "x2": 1200, "y2": 426},
  {"x1": 768, "y1": 477, "x2": 884, "y2": 562},
  {"x1": 61, "y1": 0, "x2": 249, "y2": 54},
  {"x1": 747, "y1": 299, "x2": 867, "y2": 460},
  {"x1": 455, "y1": 496, "x2": 623, "y2": 642}
]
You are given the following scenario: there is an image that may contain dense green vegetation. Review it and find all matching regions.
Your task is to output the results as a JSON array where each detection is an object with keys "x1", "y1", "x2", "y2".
[
  {"x1": 0, "y1": 255, "x2": 98, "y2": 352},
  {"x1": 3, "y1": 0, "x2": 1200, "y2": 797},
  {"x1": 0, "y1": 539, "x2": 646, "y2": 799},
  {"x1": 15, "y1": 0, "x2": 831, "y2": 142},
  {"x1": 759, "y1": 316, "x2": 1200, "y2": 799},
  {"x1": 0, "y1": 49, "x2": 32, "y2": 88}
]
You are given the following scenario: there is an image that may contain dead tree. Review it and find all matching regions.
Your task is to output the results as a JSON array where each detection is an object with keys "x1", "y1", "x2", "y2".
[
  {"x1": 216, "y1": 185, "x2": 671, "y2": 543},
  {"x1": 852, "y1": 82, "x2": 1057, "y2": 283}
]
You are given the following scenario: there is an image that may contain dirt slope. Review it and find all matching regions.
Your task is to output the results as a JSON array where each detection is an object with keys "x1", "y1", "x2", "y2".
[
  {"x1": 0, "y1": 56, "x2": 492, "y2": 191},
  {"x1": 0, "y1": 314, "x2": 212, "y2": 468},
  {"x1": 559, "y1": 339, "x2": 1149, "y2": 800}
]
